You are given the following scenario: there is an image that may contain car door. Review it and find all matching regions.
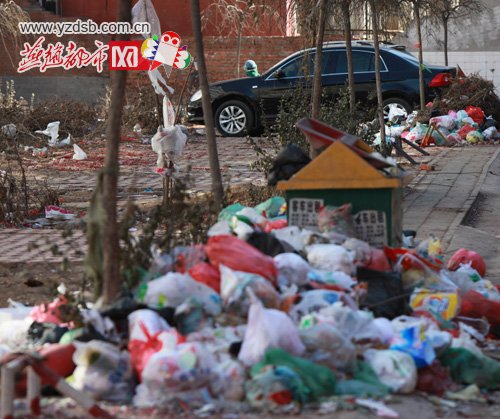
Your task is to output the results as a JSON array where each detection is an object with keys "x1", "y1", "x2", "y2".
[
  {"x1": 255, "y1": 53, "x2": 314, "y2": 120},
  {"x1": 321, "y1": 49, "x2": 388, "y2": 103}
]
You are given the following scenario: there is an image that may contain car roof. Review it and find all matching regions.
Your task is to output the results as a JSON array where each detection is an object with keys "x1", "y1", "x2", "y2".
[{"x1": 263, "y1": 42, "x2": 411, "y2": 76}]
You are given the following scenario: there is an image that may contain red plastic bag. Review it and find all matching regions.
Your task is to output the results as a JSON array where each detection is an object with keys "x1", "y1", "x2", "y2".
[
  {"x1": 264, "y1": 218, "x2": 288, "y2": 233},
  {"x1": 189, "y1": 262, "x2": 221, "y2": 293},
  {"x1": 466, "y1": 106, "x2": 485, "y2": 125},
  {"x1": 457, "y1": 125, "x2": 475, "y2": 140},
  {"x1": 460, "y1": 290, "x2": 500, "y2": 328},
  {"x1": 205, "y1": 235, "x2": 278, "y2": 286},
  {"x1": 366, "y1": 248, "x2": 391, "y2": 272},
  {"x1": 447, "y1": 248, "x2": 486, "y2": 277}
]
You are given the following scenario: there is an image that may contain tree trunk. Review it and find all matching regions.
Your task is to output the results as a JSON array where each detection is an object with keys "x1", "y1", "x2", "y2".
[
  {"x1": 415, "y1": 3, "x2": 426, "y2": 111},
  {"x1": 236, "y1": 23, "x2": 242, "y2": 78},
  {"x1": 311, "y1": 0, "x2": 327, "y2": 120},
  {"x1": 342, "y1": 0, "x2": 355, "y2": 113},
  {"x1": 191, "y1": 0, "x2": 224, "y2": 208},
  {"x1": 443, "y1": 17, "x2": 448, "y2": 66},
  {"x1": 369, "y1": 0, "x2": 388, "y2": 156},
  {"x1": 102, "y1": 0, "x2": 131, "y2": 304}
]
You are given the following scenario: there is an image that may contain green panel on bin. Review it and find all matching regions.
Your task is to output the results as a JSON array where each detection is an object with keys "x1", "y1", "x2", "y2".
[{"x1": 286, "y1": 188, "x2": 400, "y2": 246}]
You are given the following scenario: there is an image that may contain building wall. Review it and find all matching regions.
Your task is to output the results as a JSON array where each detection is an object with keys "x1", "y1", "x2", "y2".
[{"x1": 400, "y1": 0, "x2": 500, "y2": 91}]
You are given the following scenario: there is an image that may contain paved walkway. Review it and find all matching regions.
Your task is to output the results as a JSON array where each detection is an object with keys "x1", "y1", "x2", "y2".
[{"x1": 402, "y1": 146, "x2": 500, "y2": 250}]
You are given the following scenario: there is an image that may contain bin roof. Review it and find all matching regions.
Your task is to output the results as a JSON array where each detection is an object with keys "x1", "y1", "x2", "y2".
[{"x1": 277, "y1": 140, "x2": 403, "y2": 190}]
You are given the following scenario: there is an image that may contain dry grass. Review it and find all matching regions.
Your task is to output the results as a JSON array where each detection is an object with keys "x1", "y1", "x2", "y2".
[{"x1": 0, "y1": 1, "x2": 31, "y2": 67}]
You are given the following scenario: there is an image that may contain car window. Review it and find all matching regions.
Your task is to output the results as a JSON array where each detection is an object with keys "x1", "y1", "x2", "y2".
[
  {"x1": 327, "y1": 50, "x2": 387, "y2": 74},
  {"x1": 278, "y1": 53, "x2": 313, "y2": 78}
]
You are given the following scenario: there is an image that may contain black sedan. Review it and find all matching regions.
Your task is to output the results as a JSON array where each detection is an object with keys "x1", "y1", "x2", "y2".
[{"x1": 187, "y1": 41, "x2": 456, "y2": 137}]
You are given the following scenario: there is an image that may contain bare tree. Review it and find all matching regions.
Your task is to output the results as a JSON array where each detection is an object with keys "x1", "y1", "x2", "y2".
[
  {"x1": 368, "y1": 0, "x2": 388, "y2": 156},
  {"x1": 341, "y1": 0, "x2": 355, "y2": 112},
  {"x1": 429, "y1": 0, "x2": 484, "y2": 66},
  {"x1": 311, "y1": 0, "x2": 329, "y2": 122},
  {"x1": 191, "y1": 0, "x2": 224, "y2": 208},
  {"x1": 101, "y1": 0, "x2": 132, "y2": 304},
  {"x1": 201, "y1": 0, "x2": 283, "y2": 77}
]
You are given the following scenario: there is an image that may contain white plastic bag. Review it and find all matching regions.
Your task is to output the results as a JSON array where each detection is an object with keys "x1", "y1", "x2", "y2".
[
  {"x1": 35, "y1": 121, "x2": 60, "y2": 145},
  {"x1": 73, "y1": 144, "x2": 88, "y2": 160},
  {"x1": 430, "y1": 115, "x2": 456, "y2": 130},
  {"x1": 364, "y1": 349, "x2": 417, "y2": 394},
  {"x1": 238, "y1": 295, "x2": 305, "y2": 366},
  {"x1": 138, "y1": 272, "x2": 221, "y2": 315},
  {"x1": 131, "y1": 0, "x2": 160, "y2": 38},
  {"x1": 128, "y1": 309, "x2": 171, "y2": 342},
  {"x1": 388, "y1": 104, "x2": 407, "y2": 124},
  {"x1": 151, "y1": 125, "x2": 187, "y2": 166},
  {"x1": 290, "y1": 289, "x2": 345, "y2": 322},
  {"x1": 1, "y1": 123, "x2": 16, "y2": 138},
  {"x1": 162, "y1": 95, "x2": 175, "y2": 128},
  {"x1": 274, "y1": 253, "x2": 311, "y2": 287},
  {"x1": 72, "y1": 340, "x2": 133, "y2": 402},
  {"x1": 306, "y1": 244, "x2": 353, "y2": 275}
]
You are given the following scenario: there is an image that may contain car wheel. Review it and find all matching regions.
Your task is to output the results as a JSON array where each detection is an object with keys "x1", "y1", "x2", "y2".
[
  {"x1": 382, "y1": 98, "x2": 412, "y2": 119},
  {"x1": 215, "y1": 100, "x2": 254, "y2": 137}
]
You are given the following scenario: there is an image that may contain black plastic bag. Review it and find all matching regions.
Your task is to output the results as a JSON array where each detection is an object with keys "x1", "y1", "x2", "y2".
[
  {"x1": 357, "y1": 267, "x2": 409, "y2": 319},
  {"x1": 246, "y1": 231, "x2": 295, "y2": 257},
  {"x1": 268, "y1": 144, "x2": 311, "y2": 186}
]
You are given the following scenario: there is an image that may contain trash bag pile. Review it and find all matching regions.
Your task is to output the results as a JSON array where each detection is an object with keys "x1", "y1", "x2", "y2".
[
  {"x1": 378, "y1": 105, "x2": 500, "y2": 147},
  {"x1": 1, "y1": 196, "x2": 500, "y2": 415}
]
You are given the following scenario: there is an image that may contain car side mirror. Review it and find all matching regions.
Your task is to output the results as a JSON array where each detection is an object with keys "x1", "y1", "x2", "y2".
[{"x1": 274, "y1": 69, "x2": 285, "y2": 79}]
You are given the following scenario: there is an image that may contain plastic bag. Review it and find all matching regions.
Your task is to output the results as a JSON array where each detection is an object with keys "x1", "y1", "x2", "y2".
[
  {"x1": 272, "y1": 226, "x2": 310, "y2": 252},
  {"x1": 172, "y1": 245, "x2": 205, "y2": 273},
  {"x1": 274, "y1": 253, "x2": 311, "y2": 288},
  {"x1": 128, "y1": 309, "x2": 182, "y2": 379},
  {"x1": 307, "y1": 269, "x2": 356, "y2": 290},
  {"x1": 289, "y1": 290, "x2": 344, "y2": 322},
  {"x1": 246, "y1": 231, "x2": 291, "y2": 257},
  {"x1": 131, "y1": 0, "x2": 160, "y2": 38},
  {"x1": 73, "y1": 144, "x2": 88, "y2": 160},
  {"x1": 251, "y1": 348, "x2": 336, "y2": 402},
  {"x1": 460, "y1": 290, "x2": 500, "y2": 331},
  {"x1": 72, "y1": 340, "x2": 133, "y2": 401},
  {"x1": 299, "y1": 323, "x2": 356, "y2": 371},
  {"x1": 151, "y1": 125, "x2": 187, "y2": 165},
  {"x1": 335, "y1": 361, "x2": 389, "y2": 397},
  {"x1": 416, "y1": 360, "x2": 452, "y2": 396},
  {"x1": 440, "y1": 348, "x2": 500, "y2": 389},
  {"x1": 205, "y1": 235, "x2": 278, "y2": 285},
  {"x1": 388, "y1": 104, "x2": 407, "y2": 124},
  {"x1": 254, "y1": 196, "x2": 286, "y2": 219},
  {"x1": 364, "y1": 349, "x2": 417, "y2": 394},
  {"x1": 137, "y1": 272, "x2": 221, "y2": 315},
  {"x1": 144, "y1": 342, "x2": 215, "y2": 391},
  {"x1": 465, "y1": 106, "x2": 485, "y2": 125},
  {"x1": 30, "y1": 295, "x2": 71, "y2": 325},
  {"x1": 35, "y1": 121, "x2": 60, "y2": 144},
  {"x1": 466, "y1": 130, "x2": 484, "y2": 144},
  {"x1": 406, "y1": 123, "x2": 426, "y2": 142},
  {"x1": 264, "y1": 218, "x2": 288, "y2": 232},
  {"x1": 238, "y1": 296, "x2": 305, "y2": 366},
  {"x1": 457, "y1": 124, "x2": 475, "y2": 140},
  {"x1": 218, "y1": 203, "x2": 245, "y2": 221},
  {"x1": 306, "y1": 244, "x2": 353, "y2": 275},
  {"x1": 162, "y1": 95, "x2": 175, "y2": 128},
  {"x1": 317, "y1": 204, "x2": 356, "y2": 237},
  {"x1": 429, "y1": 115, "x2": 455, "y2": 130},
  {"x1": 188, "y1": 262, "x2": 220, "y2": 293},
  {"x1": 390, "y1": 325, "x2": 436, "y2": 368},
  {"x1": 245, "y1": 365, "x2": 304, "y2": 411},
  {"x1": 220, "y1": 264, "x2": 280, "y2": 316},
  {"x1": 358, "y1": 267, "x2": 407, "y2": 319},
  {"x1": 447, "y1": 248, "x2": 486, "y2": 277},
  {"x1": 483, "y1": 126, "x2": 498, "y2": 140}
]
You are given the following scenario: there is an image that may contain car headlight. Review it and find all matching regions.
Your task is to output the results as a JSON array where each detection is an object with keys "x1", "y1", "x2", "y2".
[{"x1": 190, "y1": 89, "x2": 202, "y2": 102}]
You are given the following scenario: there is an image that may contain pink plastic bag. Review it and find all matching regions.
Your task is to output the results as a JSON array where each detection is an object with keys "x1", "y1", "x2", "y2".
[{"x1": 205, "y1": 235, "x2": 278, "y2": 286}]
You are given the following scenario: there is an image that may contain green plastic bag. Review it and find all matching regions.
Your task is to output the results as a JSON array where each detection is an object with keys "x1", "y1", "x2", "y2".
[
  {"x1": 252, "y1": 348, "x2": 336, "y2": 402},
  {"x1": 218, "y1": 203, "x2": 245, "y2": 221},
  {"x1": 335, "y1": 361, "x2": 390, "y2": 397},
  {"x1": 440, "y1": 348, "x2": 500, "y2": 390},
  {"x1": 254, "y1": 197, "x2": 286, "y2": 219}
]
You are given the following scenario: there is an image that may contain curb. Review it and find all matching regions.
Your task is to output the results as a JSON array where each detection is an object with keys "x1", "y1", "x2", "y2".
[{"x1": 441, "y1": 147, "x2": 500, "y2": 251}]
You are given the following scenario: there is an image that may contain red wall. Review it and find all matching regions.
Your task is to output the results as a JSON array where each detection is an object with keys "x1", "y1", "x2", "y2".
[{"x1": 60, "y1": 0, "x2": 286, "y2": 37}]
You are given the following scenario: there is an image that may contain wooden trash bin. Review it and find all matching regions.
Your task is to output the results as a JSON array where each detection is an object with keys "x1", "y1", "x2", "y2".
[{"x1": 278, "y1": 118, "x2": 407, "y2": 247}]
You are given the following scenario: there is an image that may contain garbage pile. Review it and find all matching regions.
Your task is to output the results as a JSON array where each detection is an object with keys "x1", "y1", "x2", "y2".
[
  {"x1": 1, "y1": 197, "x2": 500, "y2": 416},
  {"x1": 379, "y1": 105, "x2": 500, "y2": 148}
]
